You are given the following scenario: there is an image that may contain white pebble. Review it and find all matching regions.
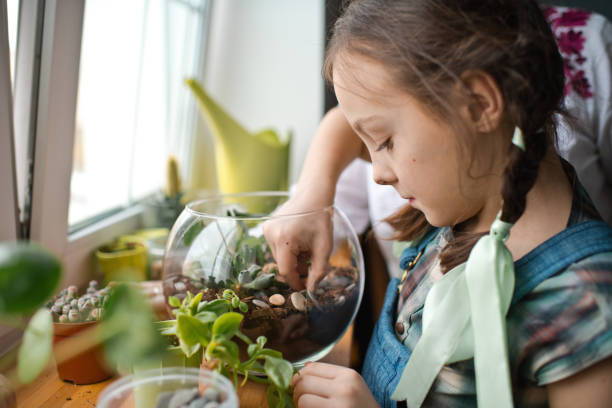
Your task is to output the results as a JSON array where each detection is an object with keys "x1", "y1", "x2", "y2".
[
  {"x1": 290, "y1": 292, "x2": 307, "y2": 312},
  {"x1": 252, "y1": 299, "x2": 270, "y2": 309},
  {"x1": 269, "y1": 294, "x2": 285, "y2": 306}
]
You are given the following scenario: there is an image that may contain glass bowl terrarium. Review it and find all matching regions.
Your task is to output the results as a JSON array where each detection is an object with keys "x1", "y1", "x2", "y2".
[{"x1": 162, "y1": 192, "x2": 364, "y2": 366}]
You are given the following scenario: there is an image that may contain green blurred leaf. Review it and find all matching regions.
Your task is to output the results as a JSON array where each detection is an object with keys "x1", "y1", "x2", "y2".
[
  {"x1": 243, "y1": 274, "x2": 275, "y2": 290},
  {"x1": 179, "y1": 338, "x2": 201, "y2": 358},
  {"x1": 264, "y1": 356, "x2": 293, "y2": 390},
  {"x1": 198, "y1": 299, "x2": 230, "y2": 315},
  {"x1": 0, "y1": 242, "x2": 61, "y2": 316},
  {"x1": 154, "y1": 320, "x2": 177, "y2": 336},
  {"x1": 18, "y1": 308, "x2": 53, "y2": 383},
  {"x1": 211, "y1": 312, "x2": 243, "y2": 340},
  {"x1": 178, "y1": 314, "x2": 210, "y2": 347},
  {"x1": 101, "y1": 284, "x2": 166, "y2": 368},
  {"x1": 195, "y1": 311, "x2": 217, "y2": 324},
  {"x1": 189, "y1": 292, "x2": 203, "y2": 314},
  {"x1": 168, "y1": 296, "x2": 181, "y2": 308},
  {"x1": 182, "y1": 221, "x2": 204, "y2": 246}
]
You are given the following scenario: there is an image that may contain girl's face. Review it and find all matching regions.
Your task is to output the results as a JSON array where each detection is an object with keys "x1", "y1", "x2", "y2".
[{"x1": 333, "y1": 55, "x2": 503, "y2": 228}]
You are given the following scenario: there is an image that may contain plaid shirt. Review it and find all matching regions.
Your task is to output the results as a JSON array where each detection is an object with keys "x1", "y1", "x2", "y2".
[{"x1": 394, "y1": 178, "x2": 612, "y2": 407}]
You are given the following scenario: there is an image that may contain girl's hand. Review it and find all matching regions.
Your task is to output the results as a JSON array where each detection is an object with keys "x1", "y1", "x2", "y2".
[
  {"x1": 292, "y1": 362, "x2": 380, "y2": 408},
  {"x1": 262, "y1": 195, "x2": 333, "y2": 291}
]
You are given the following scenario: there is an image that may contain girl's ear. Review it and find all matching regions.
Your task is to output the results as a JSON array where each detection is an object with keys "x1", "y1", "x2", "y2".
[{"x1": 457, "y1": 70, "x2": 504, "y2": 133}]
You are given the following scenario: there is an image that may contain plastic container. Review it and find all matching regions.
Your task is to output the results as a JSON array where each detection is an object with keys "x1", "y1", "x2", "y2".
[{"x1": 97, "y1": 367, "x2": 238, "y2": 408}]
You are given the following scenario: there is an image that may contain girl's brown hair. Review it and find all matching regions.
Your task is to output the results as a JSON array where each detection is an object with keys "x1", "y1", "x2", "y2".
[{"x1": 324, "y1": 0, "x2": 566, "y2": 272}]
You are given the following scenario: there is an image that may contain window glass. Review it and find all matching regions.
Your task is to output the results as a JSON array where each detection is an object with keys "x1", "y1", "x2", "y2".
[
  {"x1": 7, "y1": 0, "x2": 19, "y2": 87},
  {"x1": 69, "y1": 0, "x2": 208, "y2": 228}
]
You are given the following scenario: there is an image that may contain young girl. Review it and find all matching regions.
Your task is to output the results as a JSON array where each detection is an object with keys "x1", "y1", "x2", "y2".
[{"x1": 262, "y1": 0, "x2": 612, "y2": 407}]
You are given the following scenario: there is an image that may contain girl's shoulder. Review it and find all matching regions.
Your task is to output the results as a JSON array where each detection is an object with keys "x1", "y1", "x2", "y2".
[{"x1": 507, "y1": 249, "x2": 612, "y2": 387}]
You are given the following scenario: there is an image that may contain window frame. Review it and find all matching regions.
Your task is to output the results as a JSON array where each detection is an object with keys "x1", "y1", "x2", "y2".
[
  {"x1": 25, "y1": 0, "x2": 212, "y2": 281},
  {"x1": 0, "y1": 0, "x2": 19, "y2": 242}
]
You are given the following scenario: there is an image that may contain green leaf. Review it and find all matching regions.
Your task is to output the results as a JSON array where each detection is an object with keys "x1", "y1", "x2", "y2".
[
  {"x1": 101, "y1": 284, "x2": 166, "y2": 369},
  {"x1": 266, "y1": 385, "x2": 295, "y2": 408},
  {"x1": 189, "y1": 292, "x2": 203, "y2": 314},
  {"x1": 238, "y1": 302, "x2": 248, "y2": 313},
  {"x1": 195, "y1": 311, "x2": 217, "y2": 324},
  {"x1": 258, "y1": 348, "x2": 283, "y2": 359},
  {"x1": 264, "y1": 356, "x2": 293, "y2": 390},
  {"x1": 247, "y1": 343, "x2": 259, "y2": 357},
  {"x1": 198, "y1": 299, "x2": 230, "y2": 315},
  {"x1": 212, "y1": 312, "x2": 243, "y2": 340},
  {"x1": 17, "y1": 308, "x2": 53, "y2": 383},
  {"x1": 168, "y1": 296, "x2": 181, "y2": 308},
  {"x1": 179, "y1": 338, "x2": 202, "y2": 358},
  {"x1": 243, "y1": 274, "x2": 275, "y2": 290},
  {"x1": 177, "y1": 314, "x2": 210, "y2": 348},
  {"x1": 0, "y1": 242, "x2": 61, "y2": 316},
  {"x1": 154, "y1": 320, "x2": 177, "y2": 336},
  {"x1": 182, "y1": 221, "x2": 204, "y2": 246},
  {"x1": 217, "y1": 339, "x2": 240, "y2": 366}
]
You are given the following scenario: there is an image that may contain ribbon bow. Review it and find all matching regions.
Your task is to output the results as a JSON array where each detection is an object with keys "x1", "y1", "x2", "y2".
[{"x1": 392, "y1": 214, "x2": 515, "y2": 407}]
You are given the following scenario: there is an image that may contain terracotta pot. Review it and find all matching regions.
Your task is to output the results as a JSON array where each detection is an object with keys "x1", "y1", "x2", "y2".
[{"x1": 53, "y1": 321, "x2": 113, "y2": 384}]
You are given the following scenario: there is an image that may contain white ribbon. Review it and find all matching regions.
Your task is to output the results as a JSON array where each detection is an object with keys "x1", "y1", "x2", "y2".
[{"x1": 392, "y1": 216, "x2": 515, "y2": 407}]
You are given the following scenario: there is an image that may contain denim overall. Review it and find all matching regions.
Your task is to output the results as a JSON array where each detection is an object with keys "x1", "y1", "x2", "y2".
[{"x1": 362, "y1": 220, "x2": 612, "y2": 408}]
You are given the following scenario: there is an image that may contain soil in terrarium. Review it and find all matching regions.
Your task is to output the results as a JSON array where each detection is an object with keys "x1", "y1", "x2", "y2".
[{"x1": 163, "y1": 263, "x2": 359, "y2": 363}]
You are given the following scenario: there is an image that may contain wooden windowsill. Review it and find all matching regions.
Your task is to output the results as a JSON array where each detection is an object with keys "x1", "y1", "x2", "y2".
[{"x1": 16, "y1": 325, "x2": 353, "y2": 407}]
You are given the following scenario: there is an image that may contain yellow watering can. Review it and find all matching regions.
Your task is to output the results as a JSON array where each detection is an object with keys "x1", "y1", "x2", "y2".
[{"x1": 185, "y1": 79, "x2": 291, "y2": 198}]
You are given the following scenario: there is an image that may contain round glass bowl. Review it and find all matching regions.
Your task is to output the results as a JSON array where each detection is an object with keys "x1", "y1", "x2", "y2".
[
  {"x1": 162, "y1": 192, "x2": 364, "y2": 366},
  {"x1": 97, "y1": 367, "x2": 238, "y2": 408}
]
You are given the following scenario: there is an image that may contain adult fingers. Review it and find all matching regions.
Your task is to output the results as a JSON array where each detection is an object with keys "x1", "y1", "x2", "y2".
[
  {"x1": 275, "y1": 244, "x2": 304, "y2": 291},
  {"x1": 306, "y1": 232, "x2": 332, "y2": 292}
]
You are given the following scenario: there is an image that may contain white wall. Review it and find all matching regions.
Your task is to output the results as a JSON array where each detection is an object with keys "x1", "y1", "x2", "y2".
[{"x1": 200, "y1": 0, "x2": 324, "y2": 186}]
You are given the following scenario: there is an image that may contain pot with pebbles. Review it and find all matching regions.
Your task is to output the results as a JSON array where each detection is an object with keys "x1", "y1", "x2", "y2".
[
  {"x1": 46, "y1": 280, "x2": 113, "y2": 384},
  {"x1": 162, "y1": 192, "x2": 364, "y2": 367}
]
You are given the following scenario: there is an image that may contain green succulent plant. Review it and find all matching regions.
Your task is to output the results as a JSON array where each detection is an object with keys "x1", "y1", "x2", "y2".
[{"x1": 161, "y1": 290, "x2": 295, "y2": 408}]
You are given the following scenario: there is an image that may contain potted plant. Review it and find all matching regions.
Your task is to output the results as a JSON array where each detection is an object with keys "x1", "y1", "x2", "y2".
[
  {"x1": 95, "y1": 241, "x2": 148, "y2": 283},
  {"x1": 0, "y1": 241, "x2": 168, "y2": 398},
  {"x1": 46, "y1": 280, "x2": 113, "y2": 384}
]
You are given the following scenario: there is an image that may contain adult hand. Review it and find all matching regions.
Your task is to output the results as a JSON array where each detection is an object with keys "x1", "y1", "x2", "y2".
[{"x1": 262, "y1": 195, "x2": 333, "y2": 291}]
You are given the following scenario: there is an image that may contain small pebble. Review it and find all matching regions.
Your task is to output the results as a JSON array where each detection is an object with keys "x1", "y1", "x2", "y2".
[
  {"x1": 269, "y1": 294, "x2": 285, "y2": 306},
  {"x1": 89, "y1": 280, "x2": 98, "y2": 288},
  {"x1": 174, "y1": 282, "x2": 187, "y2": 292},
  {"x1": 86, "y1": 287, "x2": 96, "y2": 294},
  {"x1": 252, "y1": 299, "x2": 270, "y2": 309},
  {"x1": 331, "y1": 276, "x2": 352, "y2": 287},
  {"x1": 188, "y1": 399, "x2": 207, "y2": 408},
  {"x1": 70, "y1": 299, "x2": 78, "y2": 308},
  {"x1": 254, "y1": 291, "x2": 269, "y2": 302},
  {"x1": 154, "y1": 391, "x2": 174, "y2": 408},
  {"x1": 168, "y1": 388, "x2": 199, "y2": 408},
  {"x1": 336, "y1": 295, "x2": 346, "y2": 306},
  {"x1": 67, "y1": 285, "x2": 78, "y2": 294},
  {"x1": 51, "y1": 305, "x2": 62, "y2": 314},
  {"x1": 62, "y1": 305, "x2": 71, "y2": 314},
  {"x1": 290, "y1": 292, "x2": 307, "y2": 312},
  {"x1": 202, "y1": 387, "x2": 220, "y2": 402},
  {"x1": 68, "y1": 310, "x2": 80, "y2": 322},
  {"x1": 346, "y1": 283, "x2": 356, "y2": 292},
  {"x1": 59, "y1": 315, "x2": 68, "y2": 323}
]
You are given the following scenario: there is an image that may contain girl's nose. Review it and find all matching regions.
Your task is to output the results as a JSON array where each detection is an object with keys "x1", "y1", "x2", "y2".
[{"x1": 372, "y1": 162, "x2": 397, "y2": 186}]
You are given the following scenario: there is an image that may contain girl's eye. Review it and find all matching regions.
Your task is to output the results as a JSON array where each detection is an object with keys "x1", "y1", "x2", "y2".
[{"x1": 376, "y1": 138, "x2": 393, "y2": 152}]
